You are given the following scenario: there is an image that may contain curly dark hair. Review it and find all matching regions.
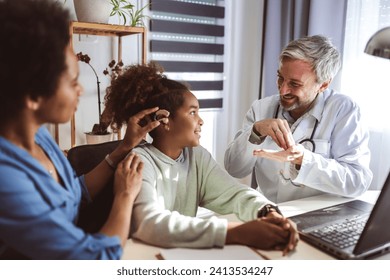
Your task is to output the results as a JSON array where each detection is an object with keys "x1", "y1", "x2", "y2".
[
  {"x1": 0, "y1": 0, "x2": 70, "y2": 121},
  {"x1": 103, "y1": 62, "x2": 190, "y2": 131}
]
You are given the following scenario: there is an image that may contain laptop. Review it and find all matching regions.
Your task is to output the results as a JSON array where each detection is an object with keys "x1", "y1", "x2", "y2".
[{"x1": 290, "y1": 172, "x2": 390, "y2": 259}]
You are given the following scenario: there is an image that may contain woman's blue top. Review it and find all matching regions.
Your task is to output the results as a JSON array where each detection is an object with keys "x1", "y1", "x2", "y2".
[{"x1": 0, "y1": 127, "x2": 122, "y2": 259}]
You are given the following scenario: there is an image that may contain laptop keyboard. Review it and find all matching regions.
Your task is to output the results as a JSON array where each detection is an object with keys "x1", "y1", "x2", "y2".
[{"x1": 311, "y1": 217, "x2": 368, "y2": 249}]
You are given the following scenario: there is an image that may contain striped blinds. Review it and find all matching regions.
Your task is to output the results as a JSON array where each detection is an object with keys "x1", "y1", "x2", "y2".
[{"x1": 149, "y1": 0, "x2": 225, "y2": 109}]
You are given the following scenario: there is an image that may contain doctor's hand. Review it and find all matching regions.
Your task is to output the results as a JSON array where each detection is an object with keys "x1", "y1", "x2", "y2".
[
  {"x1": 253, "y1": 119, "x2": 295, "y2": 150},
  {"x1": 253, "y1": 144, "x2": 304, "y2": 165}
]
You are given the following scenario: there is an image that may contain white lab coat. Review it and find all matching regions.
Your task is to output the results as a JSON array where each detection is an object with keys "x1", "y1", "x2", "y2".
[{"x1": 224, "y1": 89, "x2": 373, "y2": 203}]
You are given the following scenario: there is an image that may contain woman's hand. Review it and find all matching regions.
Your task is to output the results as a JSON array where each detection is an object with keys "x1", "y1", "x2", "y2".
[
  {"x1": 99, "y1": 153, "x2": 144, "y2": 246},
  {"x1": 113, "y1": 153, "x2": 144, "y2": 201},
  {"x1": 120, "y1": 107, "x2": 163, "y2": 150}
]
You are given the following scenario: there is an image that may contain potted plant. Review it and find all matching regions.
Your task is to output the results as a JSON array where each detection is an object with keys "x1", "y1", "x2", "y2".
[
  {"x1": 72, "y1": 0, "x2": 149, "y2": 26},
  {"x1": 73, "y1": 0, "x2": 112, "y2": 23},
  {"x1": 76, "y1": 52, "x2": 119, "y2": 144},
  {"x1": 110, "y1": 0, "x2": 150, "y2": 26}
]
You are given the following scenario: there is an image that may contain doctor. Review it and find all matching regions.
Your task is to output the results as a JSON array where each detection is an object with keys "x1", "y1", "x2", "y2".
[{"x1": 224, "y1": 35, "x2": 373, "y2": 203}]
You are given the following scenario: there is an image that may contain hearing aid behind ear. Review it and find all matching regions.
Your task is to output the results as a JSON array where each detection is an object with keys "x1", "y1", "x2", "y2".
[{"x1": 153, "y1": 109, "x2": 170, "y2": 124}]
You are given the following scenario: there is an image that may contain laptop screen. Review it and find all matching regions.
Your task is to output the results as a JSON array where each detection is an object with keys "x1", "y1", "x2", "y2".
[{"x1": 354, "y1": 172, "x2": 390, "y2": 255}]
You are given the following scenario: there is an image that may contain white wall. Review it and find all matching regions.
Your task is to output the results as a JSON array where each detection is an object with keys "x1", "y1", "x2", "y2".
[{"x1": 214, "y1": 0, "x2": 264, "y2": 166}]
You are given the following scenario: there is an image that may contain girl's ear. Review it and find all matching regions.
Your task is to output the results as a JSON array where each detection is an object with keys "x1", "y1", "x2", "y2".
[
  {"x1": 153, "y1": 109, "x2": 170, "y2": 123},
  {"x1": 163, "y1": 123, "x2": 170, "y2": 131}
]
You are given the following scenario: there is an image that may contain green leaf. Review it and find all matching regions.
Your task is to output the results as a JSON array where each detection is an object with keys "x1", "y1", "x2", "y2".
[
  {"x1": 122, "y1": 13, "x2": 127, "y2": 25},
  {"x1": 109, "y1": 1, "x2": 149, "y2": 26}
]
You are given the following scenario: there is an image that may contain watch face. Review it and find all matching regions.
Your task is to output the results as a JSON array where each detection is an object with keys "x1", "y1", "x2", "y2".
[
  {"x1": 258, "y1": 204, "x2": 272, "y2": 218},
  {"x1": 258, "y1": 204, "x2": 281, "y2": 218},
  {"x1": 265, "y1": 205, "x2": 273, "y2": 215}
]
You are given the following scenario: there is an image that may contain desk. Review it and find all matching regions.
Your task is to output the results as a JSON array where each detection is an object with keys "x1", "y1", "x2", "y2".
[{"x1": 122, "y1": 191, "x2": 389, "y2": 260}]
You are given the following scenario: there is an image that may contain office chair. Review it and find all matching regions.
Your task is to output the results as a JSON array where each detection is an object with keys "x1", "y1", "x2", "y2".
[{"x1": 67, "y1": 140, "x2": 120, "y2": 233}]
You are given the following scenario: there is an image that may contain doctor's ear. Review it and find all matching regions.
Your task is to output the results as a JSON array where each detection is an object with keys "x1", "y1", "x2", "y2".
[{"x1": 319, "y1": 80, "x2": 331, "y2": 92}]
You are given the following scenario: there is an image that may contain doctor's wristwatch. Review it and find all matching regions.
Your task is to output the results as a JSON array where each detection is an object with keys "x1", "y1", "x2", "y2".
[{"x1": 257, "y1": 204, "x2": 282, "y2": 218}]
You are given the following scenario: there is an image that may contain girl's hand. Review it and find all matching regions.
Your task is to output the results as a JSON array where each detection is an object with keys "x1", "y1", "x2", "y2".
[
  {"x1": 261, "y1": 216, "x2": 299, "y2": 255},
  {"x1": 227, "y1": 219, "x2": 292, "y2": 251}
]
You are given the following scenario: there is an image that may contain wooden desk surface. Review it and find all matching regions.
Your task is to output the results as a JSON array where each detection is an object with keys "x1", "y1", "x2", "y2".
[{"x1": 122, "y1": 191, "x2": 388, "y2": 260}]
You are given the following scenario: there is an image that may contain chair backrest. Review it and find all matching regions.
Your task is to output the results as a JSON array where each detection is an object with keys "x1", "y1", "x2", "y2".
[
  {"x1": 67, "y1": 140, "x2": 120, "y2": 233},
  {"x1": 67, "y1": 140, "x2": 121, "y2": 176}
]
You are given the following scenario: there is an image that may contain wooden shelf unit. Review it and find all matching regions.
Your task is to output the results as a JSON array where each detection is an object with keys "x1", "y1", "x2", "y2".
[{"x1": 55, "y1": 21, "x2": 147, "y2": 147}]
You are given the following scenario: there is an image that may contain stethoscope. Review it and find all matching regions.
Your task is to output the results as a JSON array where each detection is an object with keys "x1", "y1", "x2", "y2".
[{"x1": 274, "y1": 104, "x2": 319, "y2": 152}]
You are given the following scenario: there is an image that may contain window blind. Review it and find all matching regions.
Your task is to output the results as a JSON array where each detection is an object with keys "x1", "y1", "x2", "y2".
[{"x1": 149, "y1": 0, "x2": 225, "y2": 109}]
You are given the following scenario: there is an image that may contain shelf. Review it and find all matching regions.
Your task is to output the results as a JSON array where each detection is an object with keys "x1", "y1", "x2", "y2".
[
  {"x1": 54, "y1": 21, "x2": 147, "y2": 147},
  {"x1": 70, "y1": 21, "x2": 145, "y2": 37}
]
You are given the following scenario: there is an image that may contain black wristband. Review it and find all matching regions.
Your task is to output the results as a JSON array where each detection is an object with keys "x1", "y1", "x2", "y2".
[{"x1": 257, "y1": 204, "x2": 282, "y2": 218}]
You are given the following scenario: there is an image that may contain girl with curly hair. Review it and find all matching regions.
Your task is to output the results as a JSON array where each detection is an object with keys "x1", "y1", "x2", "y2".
[{"x1": 103, "y1": 63, "x2": 299, "y2": 254}]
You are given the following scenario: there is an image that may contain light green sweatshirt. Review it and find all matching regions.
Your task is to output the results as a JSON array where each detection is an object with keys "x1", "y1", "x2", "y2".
[{"x1": 131, "y1": 144, "x2": 273, "y2": 248}]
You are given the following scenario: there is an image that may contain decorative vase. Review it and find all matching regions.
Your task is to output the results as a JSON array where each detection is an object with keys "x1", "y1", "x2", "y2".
[
  {"x1": 85, "y1": 132, "x2": 113, "y2": 144},
  {"x1": 73, "y1": 0, "x2": 111, "y2": 24}
]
